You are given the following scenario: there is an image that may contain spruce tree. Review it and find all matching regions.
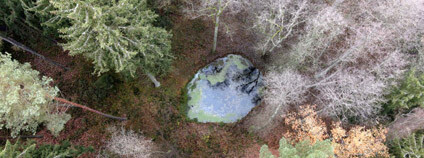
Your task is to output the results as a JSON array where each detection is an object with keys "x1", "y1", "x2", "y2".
[
  {"x1": 386, "y1": 69, "x2": 424, "y2": 114},
  {"x1": 390, "y1": 131, "x2": 424, "y2": 158},
  {"x1": 0, "y1": 0, "x2": 56, "y2": 39},
  {"x1": 31, "y1": 0, "x2": 173, "y2": 85},
  {"x1": 28, "y1": 140, "x2": 94, "y2": 158},
  {"x1": 0, "y1": 140, "x2": 94, "y2": 158},
  {"x1": 0, "y1": 0, "x2": 32, "y2": 36},
  {"x1": 260, "y1": 137, "x2": 334, "y2": 158},
  {"x1": 0, "y1": 140, "x2": 35, "y2": 158},
  {"x1": 0, "y1": 52, "x2": 71, "y2": 137}
]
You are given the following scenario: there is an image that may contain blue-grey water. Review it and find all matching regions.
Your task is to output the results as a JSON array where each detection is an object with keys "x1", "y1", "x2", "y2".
[{"x1": 187, "y1": 54, "x2": 263, "y2": 123}]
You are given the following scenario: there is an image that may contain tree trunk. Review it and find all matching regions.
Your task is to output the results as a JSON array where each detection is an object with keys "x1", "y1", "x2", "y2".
[
  {"x1": 53, "y1": 97, "x2": 127, "y2": 121},
  {"x1": 314, "y1": 49, "x2": 353, "y2": 79},
  {"x1": 147, "y1": 72, "x2": 161, "y2": 88},
  {"x1": 0, "y1": 34, "x2": 69, "y2": 71},
  {"x1": 263, "y1": 103, "x2": 284, "y2": 128},
  {"x1": 387, "y1": 107, "x2": 424, "y2": 140},
  {"x1": 212, "y1": 0, "x2": 221, "y2": 53},
  {"x1": 0, "y1": 135, "x2": 43, "y2": 139}
]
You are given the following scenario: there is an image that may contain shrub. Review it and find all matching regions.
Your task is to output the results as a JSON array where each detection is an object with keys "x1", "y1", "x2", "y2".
[
  {"x1": 283, "y1": 105, "x2": 389, "y2": 158},
  {"x1": 389, "y1": 131, "x2": 424, "y2": 158},
  {"x1": 331, "y1": 124, "x2": 389, "y2": 158},
  {"x1": 105, "y1": 127, "x2": 156, "y2": 158},
  {"x1": 283, "y1": 105, "x2": 327, "y2": 144},
  {"x1": 386, "y1": 69, "x2": 424, "y2": 114}
]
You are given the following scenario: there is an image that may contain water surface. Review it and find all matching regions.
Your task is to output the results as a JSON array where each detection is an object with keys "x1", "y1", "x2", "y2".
[{"x1": 187, "y1": 54, "x2": 263, "y2": 123}]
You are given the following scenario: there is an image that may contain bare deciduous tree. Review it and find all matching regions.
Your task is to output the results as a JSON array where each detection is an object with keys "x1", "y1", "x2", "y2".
[
  {"x1": 183, "y1": 0, "x2": 244, "y2": 53},
  {"x1": 286, "y1": 6, "x2": 348, "y2": 69},
  {"x1": 245, "y1": 0, "x2": 421, "y2": 128},
  {"x1": 315, "y1": 69, "x2": 387, "y2": 123},
  {"x1": 260, "y1": 69, "x2": 311, "y2": 127},
  {"x1": 314, "y1": 0, "x2": 423, "y2": 79},
  {"x1": 371, "y1": 50, "x2": 408, "y2": 86},
  {"x1": 310, "y1": 0, "x2": 421, "y2": 123},
  {"x1": 251, "y1": 0, "x2": 311, "y2": 55},
  {"x1": 274, "y1": 0, "x2": 421, "y2": 124}
]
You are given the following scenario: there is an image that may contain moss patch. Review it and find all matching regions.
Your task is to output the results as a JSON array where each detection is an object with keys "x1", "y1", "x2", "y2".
[
  {"x1": 188, "y1": 110, "x2": 236, "y2": 123},
  {"x1": 206, "y1": 55, "x2": 249, "y2": 85},
  {"x1": 187, "y1": 85, "x2": 202, "y2": 108}
]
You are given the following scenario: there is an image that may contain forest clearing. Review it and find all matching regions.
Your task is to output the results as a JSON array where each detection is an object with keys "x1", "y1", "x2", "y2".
[{"x1": 0, "y1": 0, "x2": 424, "y2": 157}]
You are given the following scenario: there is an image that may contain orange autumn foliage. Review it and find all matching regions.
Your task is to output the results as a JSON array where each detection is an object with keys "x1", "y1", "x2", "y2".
[
  {"x1": 331, "y1": 124, "x2": 389, "y2": 158},
  {"x1": 283, "y1": 105, "x2": 389, "y2": 158},
  {"x1": 284, "y1": 105, "x2": 328, "y2": 144}
]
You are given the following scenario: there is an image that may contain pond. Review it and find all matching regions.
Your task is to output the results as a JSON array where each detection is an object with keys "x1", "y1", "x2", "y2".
[{"x1": 186, "y1": 54, "x2": 263, "y2": 123}]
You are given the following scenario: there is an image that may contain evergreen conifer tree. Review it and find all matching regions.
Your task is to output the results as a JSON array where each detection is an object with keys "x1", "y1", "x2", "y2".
[
  {"x1": 387, "y1": 69, "x2": 424, "y2": 113},
  {"x1": 0, "y1": 140, "x2": 93, "y2": 158},
  {"x1": 0, "y1": 52, "x2": 71, "y2": 137},
  {"x1": 0, "y1": 140, "x2": 35, "y2": 158},
  {"x1": 0, "y1": 0, "x2": 56, "y2": 38},
  {"x1": 390, "y1": 131, "x2": 424, "y2": 158},
  {"x1": 0, "y1": 0, "x2": 32, "y2": 36},
  {"x1": 30, "y1": 0, "x2": 173, "y2": 86},
  {"x1": 0, "y1": 52, "x2": 126, "y2": 137},
  {"x1": 260, "y1": 137, "x2": 334, "y2": 158}
]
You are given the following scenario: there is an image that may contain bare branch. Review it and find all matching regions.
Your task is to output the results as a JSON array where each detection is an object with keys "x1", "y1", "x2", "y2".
[
  {"x1": 260, "y1": 69, "x2": 311, "y2": 127},
  {"x1": 105, "y1": 127, "x2": 156, "y2": 158},
  {"x1": 252, "y1": 0, "x2": 311, "y2": 55}
]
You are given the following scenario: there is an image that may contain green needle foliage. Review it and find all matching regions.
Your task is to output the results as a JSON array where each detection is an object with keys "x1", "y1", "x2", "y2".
[
  {"x1": 0, "y1": 0, "x2": 32, "y2": 36},
  {"x1": 0, "y1": 52, "x2": 70, "y2": 137},
  {"x1": 21, "y1": 0, "x2": 69, "y2": 38},
  {"x1": 260, "y1": 137, "x2": 334, "y2": 158},
  {"x1": 0, "y1": 140, "x2": 35, "y2": 158},
  {"x1": 31, "y1": 0, "x2": 173, "y2": 77},
  {"x1": 389, "y1": 131, "x2": 424, "y2": 158},
  {"x1": 0, "y1": 140, "x2": 94, "y2": 158},
  {"x1": 386, "y1": 69, "x2": 424, "y2": 114},
  {"x1": 0, "y1": 0, "x2": 60, "y2": 39},
  {"x1": 28, "y1": 140, "x2": 94, "y2": 158}
]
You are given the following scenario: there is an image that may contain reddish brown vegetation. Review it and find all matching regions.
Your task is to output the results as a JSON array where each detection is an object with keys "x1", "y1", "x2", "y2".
[
  {"x1": 262, "y1": 105, "x2": 389, "y2": 158},
  {"x1": 6, "y1": 8, "x2": 265, "y2": 157},
  {"x1": 35, "y1": 115, "x2": 107, "y2": 149}
]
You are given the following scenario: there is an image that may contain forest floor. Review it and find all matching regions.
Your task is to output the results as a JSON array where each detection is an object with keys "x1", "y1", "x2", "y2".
[
  {"x1": 3, "y1": 8, "x2": 283, "y2": 157},
  {"x1": 3, "y1": 2, "x2": 423, "y2": 158}
]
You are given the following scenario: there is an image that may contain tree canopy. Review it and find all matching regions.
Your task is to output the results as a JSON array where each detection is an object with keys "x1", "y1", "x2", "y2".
[
  {"x1": 0, "y1": 140, "x2": 93, "y2": 158},
  {"x1": 386, "y1": 69, "x2": 424, "y2": 114},
  {"x1": 31, "y1": 0, "x2": 173, "y2": 76},
  {"x1": 260, "y1": 137, "x2": 334, "y2": 158},
  {"x1": 0, "y1": 52, "x2": 70, "y2": 137}
]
